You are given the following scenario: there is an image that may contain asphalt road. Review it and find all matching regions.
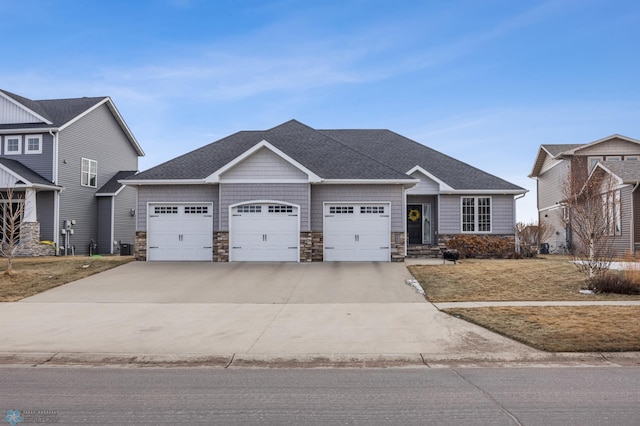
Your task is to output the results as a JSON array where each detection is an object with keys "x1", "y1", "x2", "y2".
[{"x1": 1, "y1": 367, "x2": 639, "y2": 425}]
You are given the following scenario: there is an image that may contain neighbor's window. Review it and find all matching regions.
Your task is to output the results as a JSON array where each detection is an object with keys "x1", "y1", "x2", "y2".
[
  {"x1": 81, "y1": 158, "x2": 97, "y2": 187},
  {"x1": 604, "y1": 190, "x2": 621, "y2": 236},
  {"x1": 461, "y1": 197, "x2": 491, "y2": 233},
  {"x1": 588, "y1": 156, "x2": 603, "y2": 171},
  {"x1": 4, "y1": 136, "x2": 22, "y2": 155},
  {"x1": 25, "y1": 135, "x2": 42, "y2": 154}
]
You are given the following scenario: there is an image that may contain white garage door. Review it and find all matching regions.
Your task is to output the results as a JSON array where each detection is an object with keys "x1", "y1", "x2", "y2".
[
  {"x1": 230, "y1": 203, "x2": 299, "y2": 262},
  {"x1": 148, "y1": 204, "x2": 213, "y2": 261},
  {"x1": 324, "y1": 203, "x2": 390, "y2": 262}
]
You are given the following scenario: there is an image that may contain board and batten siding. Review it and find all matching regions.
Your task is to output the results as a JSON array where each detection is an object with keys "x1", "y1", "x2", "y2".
[
  {"x1": 136, "y1": 185, "x2": 219, "y2": 232},
  {"x1": 0, "y1": 133, "x2": 54, "y2": 181},
  {"x1": 220, "y1": 148, "x2": 308, "y2": 180},
  {"x1": 310, "y1": 184, "x2": 404, "y2": 232},
  {"x1": 57, "y1": 103, "x2": 139, "y2": 254},
  {"x1": 219, "y1": 183, "x2": 309, "y2": 231},
  {"x1": 439, "y1": 194, "x2": 515, "y2": 235},
  {"x1": 0, "y1": 96, "x2": 42, "y2": 124}
]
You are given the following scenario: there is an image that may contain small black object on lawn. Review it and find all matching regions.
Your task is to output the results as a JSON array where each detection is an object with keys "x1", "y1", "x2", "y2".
[{"x1": 442, "y1": 249, "x2": 460, "y2": 264}]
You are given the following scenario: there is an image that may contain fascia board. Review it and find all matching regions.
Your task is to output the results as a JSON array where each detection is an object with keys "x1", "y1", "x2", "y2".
[
  {"x1": 0, "y1": 127, "x2": 58, "y2": 134},
  {"x1": 439, "y1": 189, "x2": 528, "y2": 195},
  {"x1": 119, "y1": 179, "x2": 206, "y2": 185},
  {"x1": 204, "y1": 140, "x2": 322, "y2": 183},
  {"x1": 406, "y1": 165, "x2": 454, "y2": 191},
  {"x1": 0, "y1": 91, "x2": 53, "y2": 125},
  {"x1": 319, "y1": 178, "x2": 419, "y2": 185}
]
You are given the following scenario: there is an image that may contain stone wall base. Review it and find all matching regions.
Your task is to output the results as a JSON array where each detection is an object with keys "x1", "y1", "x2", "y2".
[
  {"x1": 14, "y1": 222, "x2": 55, "y2": 257},
  {"x1": 135, "y1": 231, "x2": 147, "y2": 261},
  {"x1": 214, "y1": 231, "x2": 229, "y2": 262},
  {"x1": 390, "y1": 231, "x2": 405, "y2": 262},
  {"x1": 301, "y1": 232, "x2": 323, "y2": 262}
]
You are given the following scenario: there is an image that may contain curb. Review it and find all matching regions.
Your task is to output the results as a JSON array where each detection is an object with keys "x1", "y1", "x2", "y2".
[{"x1": 1, "y1": 352, "x2": 639, "y2": 368}]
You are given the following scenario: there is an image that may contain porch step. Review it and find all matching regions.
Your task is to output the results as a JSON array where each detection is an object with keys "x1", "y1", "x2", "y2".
[{"x1": 406, "y1": 244, "x2": 442, "y2": 259}]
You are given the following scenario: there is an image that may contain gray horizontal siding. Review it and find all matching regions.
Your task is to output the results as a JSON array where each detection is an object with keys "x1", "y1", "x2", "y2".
[
  {"x1": 35, "y1": 191, "x2": 55, "y2": 241},
  {"x1": 439, "y1": 194, "x2": 515, "y2": 234},
  {"x1": 219, "y1": 183, "x2": 309, "y2": 231},
  {"x1": 538, "y1": 161, "x2": 569, "y2": 210},
  {"x1": 114, "y1": 186, "x2": 137, "y2": 246},
  {"x1": 577, "y1": 138, "x2": 640, "y2": 156},
  {"x1": 610, "y1": 185, "x2": 633, "y2": 256},
  {"x1": 58, "y1": 103, "x2": 139, "y2": 254},
  {"x1": 310, "y1": 184, "x2": 404, "y2": 232},
  {"x1": 96, "y1": 197, "x2": 112, "y2": 254},
  {"x1": 0, "y1": 133, "x2": 54, "y2": 181},
  {"x1": 137, "y1": 185, "x2": 219, "y2": 232}
]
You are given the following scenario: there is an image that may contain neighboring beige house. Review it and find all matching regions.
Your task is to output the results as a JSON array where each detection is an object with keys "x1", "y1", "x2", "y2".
[{"x1": 530, "y1": 134, "x2": 640, "y2": 255}]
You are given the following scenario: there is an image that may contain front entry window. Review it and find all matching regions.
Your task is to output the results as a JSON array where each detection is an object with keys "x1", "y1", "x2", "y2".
[
  {"x1": 407, "y1": 203, "x2": 432, "y2": 245},
  {"x1": 423, "y1": 204, "x2": 431, "y2": 244}
]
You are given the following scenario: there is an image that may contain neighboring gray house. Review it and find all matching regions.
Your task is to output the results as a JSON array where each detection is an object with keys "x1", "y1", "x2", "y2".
[
  {"x1": 124, "y1": 120, "x2": 525, "y2": 262},
  {"x1": 0, "y1": 89, "x2": 144, "y2": 256},
  {"x1": 529, "y1": 134, "x2": 640, "y2": 255}
]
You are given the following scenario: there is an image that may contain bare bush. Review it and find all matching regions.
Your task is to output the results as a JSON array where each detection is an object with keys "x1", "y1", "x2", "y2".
[
  {"x1": 0, "y1": 188, "x2": 25, "y2": 276},
  {"x1": 515, "y1": 221, "x2": 554, "y2": 257}
]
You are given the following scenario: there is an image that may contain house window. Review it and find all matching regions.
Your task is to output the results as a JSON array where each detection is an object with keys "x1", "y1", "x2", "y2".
[
  {"x1": 25, "y1": 135, "x2": 42, "y2": 154},
  {"x1": 461, "y1": 197, "x2": 491, "y2": 233},
  {"x1": 4, "y1": 136, "x2": 22, "y2": 155},
  {"x1": 625, "y1": 156, "x2": 638, "y2": 161},
  {"x1": 588, "y1": 156, "x2": 603, "y2": 171},
  {"x1": 604, "y1": 191, "x2": 621, "y2": 236},
  {"x1": 81, "y1": 158, "x2": 97, "y2": 187},
  {"x1": 606, "y1": 156, "x2": 621, "y2": 161}
]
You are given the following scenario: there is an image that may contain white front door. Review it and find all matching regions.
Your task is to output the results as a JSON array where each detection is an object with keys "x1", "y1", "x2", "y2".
[
  {"x1": 147, "y1": 204, "x2": 213, "y2": 261},
  {"x1": 230, "y1": 203, "x2": 299, "y2": 262},
  {"x1": 324, "y1": 203, "x2": 390, "y2": 262}
]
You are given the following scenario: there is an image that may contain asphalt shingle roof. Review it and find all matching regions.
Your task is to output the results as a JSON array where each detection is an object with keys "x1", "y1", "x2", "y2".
[
  {"x1": 599, "y1": 161, "x2": 640, "y2": 183},
  {"x1": 130, "y1": 119, "x2": 524, "y2": 191},
  {"x1": 0, "y1": 89, "x2": 106, "y2": 130},
  {"x1": 541, "y1": 144, "x2": 582, "y2": 157},
  {"x1": 97, "y1": 171, "x2": 138, "y2": 195}
]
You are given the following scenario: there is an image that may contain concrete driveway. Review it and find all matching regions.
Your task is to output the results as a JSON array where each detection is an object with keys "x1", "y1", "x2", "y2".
[{"x1": 0, "y1": 261, "x2": 543, "y2": 366}]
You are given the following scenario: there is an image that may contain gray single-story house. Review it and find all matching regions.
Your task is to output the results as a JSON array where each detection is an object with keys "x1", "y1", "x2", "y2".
[{"x1": 123, "y1": 120, "x2": 526, "y2": 262}]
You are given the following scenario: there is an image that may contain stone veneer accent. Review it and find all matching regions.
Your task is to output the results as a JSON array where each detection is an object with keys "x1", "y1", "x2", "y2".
[
  {"x1": 300, "y1": 232, "x2": 323, "y2": 262},
  {"x1": 213, "y1": 231, "x2": 229, "y2": 262},
  {"x1": 390, "y1": 231, "x2": 405, "y2": 262},
  {"x1": 135, "y1": 231, "x2": 147, "y2": 261},
  {"x1": 15, "y1": 222, "x2": 55, "y2": 257}
]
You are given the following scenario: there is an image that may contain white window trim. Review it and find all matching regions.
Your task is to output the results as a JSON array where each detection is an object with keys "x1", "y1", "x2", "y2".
[
  {"x1": 3, "y1": 135, "x2": 22, "y2": 155},
  {"x1": 460, "y1": 196, "x2": 492, "y2": 233},
  {"x1": 25, "y1": 134, "x2": 42, "y2": 154},
  {"x1": 81, "y1": 158, "x2": 98, "y2": 188}
]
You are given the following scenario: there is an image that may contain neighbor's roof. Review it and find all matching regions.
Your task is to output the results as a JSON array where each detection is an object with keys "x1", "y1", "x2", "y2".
[
  {"x1": 0, "y1": 89, "x2": 144, "y2": 156},
  {"x1": 127, "y1": 119, "x2": 525, "y2": 191},
  {"x1": 596, "y1": 161, "x2": 640, "y2": 184}
]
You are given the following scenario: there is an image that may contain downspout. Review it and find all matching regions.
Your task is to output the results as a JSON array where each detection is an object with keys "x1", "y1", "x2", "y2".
[
  {"x1": 631, "y1": 182, "x2": 640, "y2": 254},
  {"x1": 49, "y1": 130, "x2": 60, "y2": 252},
  {"x1": 513, "y1": 193, "x2": 526, "y2": 254}
]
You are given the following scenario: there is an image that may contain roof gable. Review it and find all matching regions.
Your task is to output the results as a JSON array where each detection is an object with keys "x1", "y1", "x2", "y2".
[
  {"x1": 0, "y1": 90, "x2": 52, "y2": 125},
  {"x1": 592, "y1": 161, "x2": 640, "y2": 185},
  {"x1": 206, "y1": 140, "x2": 321, "y2": 183},
  {"x1": 0, "y1": 158, "x2": 59, "y2": 189}
]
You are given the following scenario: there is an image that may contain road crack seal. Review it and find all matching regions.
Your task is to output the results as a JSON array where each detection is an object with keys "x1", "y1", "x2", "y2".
[
  {"x1": 452, "y1": 369, "x2": 523, "y2": 426},
  {"x1": 225, "y1": 354, "x2": 235, "y2": 368}
]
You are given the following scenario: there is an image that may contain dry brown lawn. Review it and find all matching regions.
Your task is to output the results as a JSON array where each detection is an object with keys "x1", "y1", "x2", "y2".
[
  {"x1": 0, "y1": 256, "x2": 134, "y2": 301},
  {"x1": 445, "y1": 306, "x2": 640, "y2": 352},
  {"x1": 409, "y1": 256, "x2": 640, "y2": 352},
  {"x1": 408, "y1": 256, "x2": 640, "y2": 302}
]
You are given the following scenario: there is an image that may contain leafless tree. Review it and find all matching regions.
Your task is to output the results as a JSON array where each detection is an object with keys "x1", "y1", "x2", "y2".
[
  {"x1": 561, "y1": 164, "x2": 619, "y2": 282},
  {"x1": 515, "y1": 220, "x2": 554, "y2": 257},
  {"x1": 0, "y1": 188, "x2": 25, "y2": 276}
]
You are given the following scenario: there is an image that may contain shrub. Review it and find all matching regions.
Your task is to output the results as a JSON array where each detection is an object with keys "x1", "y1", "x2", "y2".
[
  {"x1": 588, "y1": 271, "x2": 640, "y2": 295},
  {"x1": 447, "y1": 235, "x2": 515, "y2": 259}
]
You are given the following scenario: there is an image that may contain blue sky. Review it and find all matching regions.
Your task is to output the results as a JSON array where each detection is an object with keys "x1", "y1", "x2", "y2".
[{"x1": 2, "y1": 0, "x2": 639, "y2": 222}]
